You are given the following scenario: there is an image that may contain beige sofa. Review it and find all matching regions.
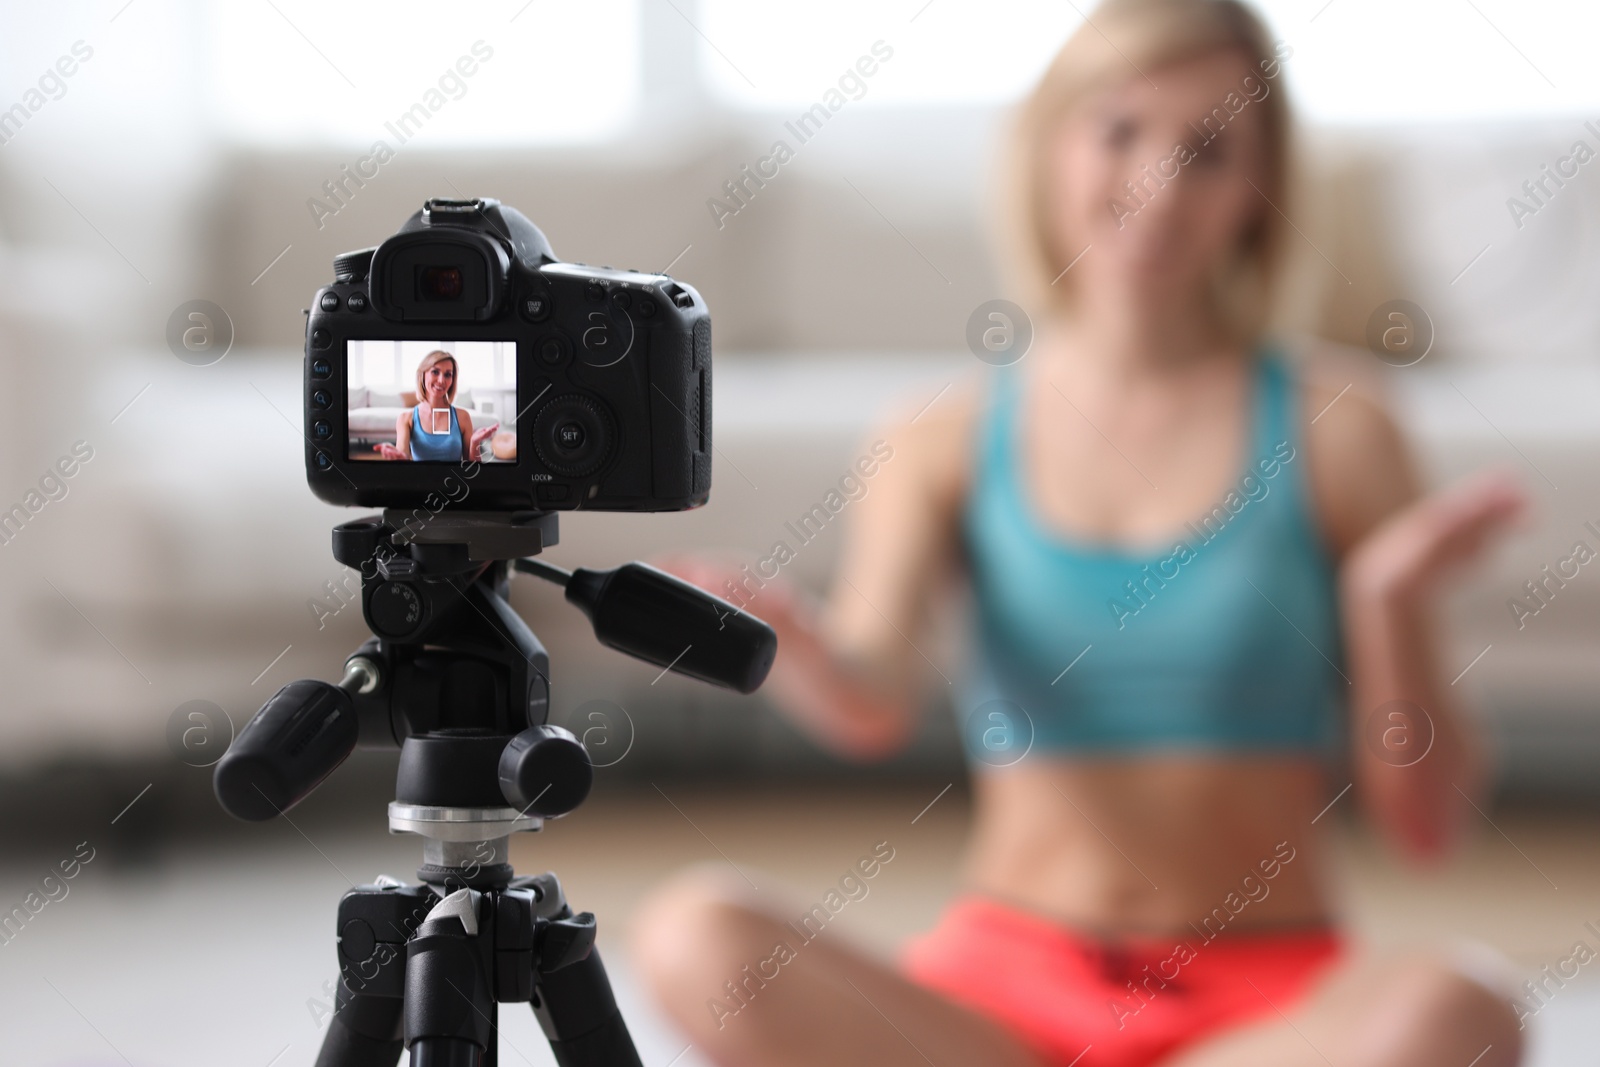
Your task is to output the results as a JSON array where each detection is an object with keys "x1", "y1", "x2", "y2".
[{"x1": 0, "y1": 116, "x2": 1595, "y2": 791}]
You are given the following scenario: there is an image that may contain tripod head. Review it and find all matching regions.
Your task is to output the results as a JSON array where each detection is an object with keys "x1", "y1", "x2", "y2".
[{"x1": 214, "y1": 510, "x2": 776, "y2": 847}]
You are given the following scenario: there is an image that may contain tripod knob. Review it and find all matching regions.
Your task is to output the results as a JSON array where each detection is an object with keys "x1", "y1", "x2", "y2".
[{"x1": 498, "y1": 725, "x2": 592, "y2": 817}]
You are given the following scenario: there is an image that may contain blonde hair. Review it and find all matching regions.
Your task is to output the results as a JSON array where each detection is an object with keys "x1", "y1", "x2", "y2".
[
  {"x1": 414, "y1": 350, "x2": 458, "y2": 405},
  {"x1": 995, "y1": 0, "x2": 1295, "y2": 344}
]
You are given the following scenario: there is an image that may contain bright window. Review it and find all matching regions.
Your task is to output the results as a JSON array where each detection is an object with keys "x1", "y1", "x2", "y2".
[
  {"x1": 696, "y1": 0, "x2": 1597, "y2": 124},
  {"x1": 357, "y1": 341, "x2": 398, "y2": 389},
  {"x1": 203, "y1": 0, "x2": 640, "y2": 146}
]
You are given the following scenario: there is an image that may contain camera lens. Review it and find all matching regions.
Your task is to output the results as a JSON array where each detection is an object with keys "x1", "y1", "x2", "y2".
[
  {"x1": 533, "y1": 395, "x2": 613, "y2": 478},
  {"x1": 419, "y1": 266, "x2": 464, "y2": 301}
]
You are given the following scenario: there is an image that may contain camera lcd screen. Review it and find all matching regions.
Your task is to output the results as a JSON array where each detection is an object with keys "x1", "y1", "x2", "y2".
[{"x1": 346, "y1": 340, "x2": 517, "y2": 464}]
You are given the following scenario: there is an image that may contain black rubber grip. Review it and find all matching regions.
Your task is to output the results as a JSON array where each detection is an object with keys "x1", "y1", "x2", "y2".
[
  {"x1": 214, "y1": 679, "x2": 359, "y2": 820},
  {"x1": 564, "y1": 563, "x2": 777, "y2": 694}
]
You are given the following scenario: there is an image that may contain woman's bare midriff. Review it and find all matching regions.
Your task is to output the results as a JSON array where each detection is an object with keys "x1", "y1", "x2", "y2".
[{"x1": 959, "y1": 755, "x2": 1336, "y2": 937}]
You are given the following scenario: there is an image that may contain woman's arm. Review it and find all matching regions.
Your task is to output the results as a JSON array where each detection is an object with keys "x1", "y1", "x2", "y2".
[
  {"x1": 377, "y1": 410, "x2": 413, "y2": 460},
  {"x1": 1341, "y1": 469, "x2": 1522, "y2": 860},
  {"x1": 1305, "y1": 365, "x2": 1524, "y2": 861},
  {"x1": 460, "y1": 408, "x2": 494, "y2": 461},
  {"x1": 458, "y1": 408, "x2": 475, "y2": 462},
  {"x1": 659, "y1": 380, "x2": 979, "y2": 760}
]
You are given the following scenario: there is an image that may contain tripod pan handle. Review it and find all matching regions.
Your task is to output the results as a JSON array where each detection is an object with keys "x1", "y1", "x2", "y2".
[
  {"x1": 564, "y1": 562, "x2": 777, "y2": 694},
  {"x1": 213, "y1": 679, "x2": 359, "y2": 820}
]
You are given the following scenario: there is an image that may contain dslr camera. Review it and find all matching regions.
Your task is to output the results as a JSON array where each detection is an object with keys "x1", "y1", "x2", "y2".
[
  {"x1": 216, "y1": 197, "x2": 774, "y2": 1067},
  {"x1": 304, "y1": 197, "x2": 711, "y2": 512}
]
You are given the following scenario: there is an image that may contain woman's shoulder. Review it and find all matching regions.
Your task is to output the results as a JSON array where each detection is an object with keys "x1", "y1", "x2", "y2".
[
  {"x1": 1279, "y1": 334, "x2": 1419, "y2": 556},
  {"x1": 863, "y1": 366, "x2": 988, "y2": 516},
  {"x1": 1280, "y1": 334, "x2": 1406, "y2": 453}
]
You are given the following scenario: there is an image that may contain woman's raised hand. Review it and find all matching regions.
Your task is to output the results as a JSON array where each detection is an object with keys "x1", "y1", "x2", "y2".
[
  {"x1": 375, "y1": 442, "x2": 405, "y2": 461},
  {"x1": 650, "y1": 550, "x2": 913, "y2": 757},
  {"x1": 649, "y1": 551, "x2": 800, "y2": 623},
  {"x1": 649, "y1": 551, "x2": 749, "y2": 603},
  {"x1": 1345, "y1": 467, "x2": 1528, "y2": 606}
]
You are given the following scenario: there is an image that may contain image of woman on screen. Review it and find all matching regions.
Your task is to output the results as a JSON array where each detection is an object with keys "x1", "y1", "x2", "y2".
[{"x1": 374, "y1": 349, "x2": 495, "y2": 462}]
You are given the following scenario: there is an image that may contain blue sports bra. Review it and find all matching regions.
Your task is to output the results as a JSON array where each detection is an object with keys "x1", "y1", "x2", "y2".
[
  {"x1": 410, "y1": 405, "x2": 463, "y2": 462},
  {"x1": 957, "y1": 344, "x2": 1344, "y2": 761}
]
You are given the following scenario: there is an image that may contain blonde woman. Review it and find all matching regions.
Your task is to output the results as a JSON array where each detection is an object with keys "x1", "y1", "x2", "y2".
[
  {"x1": 633, "y1": 2, "x2": 1526, "y2": 1065},
  {"x1": 375, "y1": 350, "x2": 495, "y2": 462}
]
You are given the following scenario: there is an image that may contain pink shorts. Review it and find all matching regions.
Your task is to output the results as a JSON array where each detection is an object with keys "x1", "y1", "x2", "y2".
[{"x1": 901, "y1": 894, "x2": 1345, "y2": 1067}]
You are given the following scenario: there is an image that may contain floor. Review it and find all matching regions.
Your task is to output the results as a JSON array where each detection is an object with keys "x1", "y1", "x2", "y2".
[{"x1": 1, "y1": 784, "x2": 1595, "y2": 1066}]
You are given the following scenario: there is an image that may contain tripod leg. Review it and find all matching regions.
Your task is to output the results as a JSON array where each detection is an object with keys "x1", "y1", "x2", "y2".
[
  {"x1": 317, "y1": 977, "x2": 404, "y2": 1067},
  {"x1": 404, "y1": 890, "x2": 496, "y2": 1066},
  {"x1": 319, "y1": 879, "x2": 434, "y2": 1066},
  {"x1": 533, "y1": 947, "x2": 643, "y2": 1067}
]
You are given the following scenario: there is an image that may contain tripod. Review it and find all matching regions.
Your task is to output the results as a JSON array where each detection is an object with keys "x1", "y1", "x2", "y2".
[{"x1": 214, "y1": 510, "x2": 776, "y2": 1067}]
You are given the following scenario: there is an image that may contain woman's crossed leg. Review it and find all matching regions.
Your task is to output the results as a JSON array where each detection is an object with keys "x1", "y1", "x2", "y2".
[{"x1": 630, "y1": 866, "x2": 1523, "y2": 1067}]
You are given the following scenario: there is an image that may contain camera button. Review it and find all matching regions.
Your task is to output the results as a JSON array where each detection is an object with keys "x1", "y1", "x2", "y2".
[
  {"x1": 585, "y1": 282, "x2": 605, "y2": 303},
  {"x1": 555, "y1": 422, "x2": 586, "y2": 450},
  {"x1": 311, "y1": 389, "x2": 332, "y2": 410},
  {"x1": 311, "y1": 358, "x2": 332, "y2": 379},
  {"x1": 311, "y1": 328, "x2": 332, "y2": 349},
  {"x1": 313, "y1": 420, "x2": 332, "y2": 441},
  {"x1": 520, "y1": 293, "x2": 552, "y2": 322},
  {"x1": 319, "y1": 293, "x2": 341, "y2": 312},
  {"x1": 537, "y1": 335, "x2": 570, "y2": 366},
  {"x1": 313, "y1": 452, "x2": 332, "y2": 470},
  {"x1": 347, "y1": 292, "x2": 368, "y2": 312},
  {"x1": 532, "y1": 394, "x2": 613, "y2": 477},
  {"x1": 609, "y1": 289, "x2": 631, "y2": 310}
]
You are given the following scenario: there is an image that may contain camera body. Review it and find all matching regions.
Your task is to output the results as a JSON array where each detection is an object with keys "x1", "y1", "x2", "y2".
[{"x1": 304, "y1": 197, "x2": 711, "y2": 512}]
